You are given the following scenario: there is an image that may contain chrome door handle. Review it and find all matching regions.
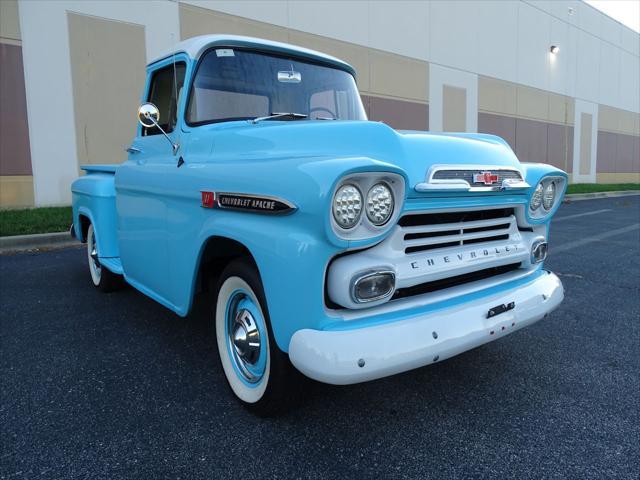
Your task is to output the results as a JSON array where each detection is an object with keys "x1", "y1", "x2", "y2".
[{"x1": 126, "y1": 146, "x2": 142, "y2": 154}]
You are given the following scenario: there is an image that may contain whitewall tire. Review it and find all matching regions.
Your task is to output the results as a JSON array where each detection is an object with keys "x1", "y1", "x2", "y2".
[
  {"x1": 86, "y1": 223, "x2": 121, "y2": 292},
  {"x1": 214, "y1": 259, "x2": 301, "y2": 415},
  {"x1": 216, "y1": 276, "x2": 270, "y2": 404}
]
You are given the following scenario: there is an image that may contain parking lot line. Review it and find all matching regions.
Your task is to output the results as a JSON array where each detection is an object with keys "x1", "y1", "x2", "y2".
[
  {"x1": 553, "y1": 209, "x2": 612, "y2": 221},
  {"x1": 553, "y1": 223, "x2": 640, "y2": 253}
]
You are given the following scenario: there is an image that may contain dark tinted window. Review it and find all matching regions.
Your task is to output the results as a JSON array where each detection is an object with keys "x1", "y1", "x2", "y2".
[
  {"x1": 145, "y1": 62, "x2": 186, "y2": 135},
  {"x1": 187, "y1": 49, "x2": 366, "y2": 124}
]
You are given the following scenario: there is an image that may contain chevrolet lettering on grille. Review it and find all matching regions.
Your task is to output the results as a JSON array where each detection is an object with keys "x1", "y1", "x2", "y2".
[{"x1": 408, "y1": 244, "x2": 522, "y2": 271}]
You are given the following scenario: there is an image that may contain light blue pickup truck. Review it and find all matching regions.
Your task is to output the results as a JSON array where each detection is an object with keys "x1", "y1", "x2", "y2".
[{"x1": 72, "y1": 35, "x2": 566, "y2": 414}]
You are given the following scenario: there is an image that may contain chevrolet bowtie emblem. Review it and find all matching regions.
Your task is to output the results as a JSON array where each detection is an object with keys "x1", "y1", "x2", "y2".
[{"x1": 473, "y1": 171, "x2": 499, "y2": 185}]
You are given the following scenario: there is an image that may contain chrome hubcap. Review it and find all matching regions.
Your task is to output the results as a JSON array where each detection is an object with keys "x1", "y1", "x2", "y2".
[
  {"x1": 226, "y1": 293, "x2": 265, "y2": 384},
  {"x1": 231, "y1": 309, "x2": 261, "y2": 365}
]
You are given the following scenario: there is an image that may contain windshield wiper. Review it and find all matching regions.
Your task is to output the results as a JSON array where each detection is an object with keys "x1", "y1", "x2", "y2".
[{"x1": 251, "y1": 112, "x2": 308, "y2": 124}]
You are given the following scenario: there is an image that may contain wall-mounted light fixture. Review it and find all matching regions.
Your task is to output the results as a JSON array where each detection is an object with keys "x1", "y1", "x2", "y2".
[{"x1": 550, "y1": 45, "x2": 560, "y2": 54}]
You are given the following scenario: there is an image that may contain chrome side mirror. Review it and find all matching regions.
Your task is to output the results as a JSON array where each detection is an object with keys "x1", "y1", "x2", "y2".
[
  {"x1": 138, "y1": 103, "x2": 160, "y2": 128},
  {"x1": 137, "y1": 103, "x2": 179, "y2": 155}
]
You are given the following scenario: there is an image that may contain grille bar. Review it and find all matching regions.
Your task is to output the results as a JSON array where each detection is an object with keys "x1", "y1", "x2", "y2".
[
  {"x1": 403, "y1": 225, "x2": 512, "y2": 248},
  {"x1": 401, "y1": 216, "x2": 512, "y2": 235},
  {"x1": 399, "y1": 209, "x2": 517, "y2": 255}
]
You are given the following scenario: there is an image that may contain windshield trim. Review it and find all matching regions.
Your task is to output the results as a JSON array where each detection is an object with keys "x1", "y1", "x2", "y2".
[{"x1": 183, "y1": 45, "x2": 361, "y2": 129}]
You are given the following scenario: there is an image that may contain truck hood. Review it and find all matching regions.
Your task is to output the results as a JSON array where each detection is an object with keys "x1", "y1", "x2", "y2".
[{"x1": 193, "y1": 120, "x2": 522, "y2": 197}]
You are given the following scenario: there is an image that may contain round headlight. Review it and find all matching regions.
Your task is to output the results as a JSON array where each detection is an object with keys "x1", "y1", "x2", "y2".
[
  {"x1": 530, "y1": 183, "x2": 544, "y2": 210},
  {"x1": 543, "y1": 182, "x2": 556, "y2": 210},
  {"x1": 366, "y1": 183, "x2": 394, "y2": 226},
  {"x1": 333, "y1": 184, "x2": 362, "y2": 229}
]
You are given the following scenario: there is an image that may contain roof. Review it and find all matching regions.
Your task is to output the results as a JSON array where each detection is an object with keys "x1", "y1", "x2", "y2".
[{"x1": 149, "y1": 34, "x2": 356, "y2": 77}]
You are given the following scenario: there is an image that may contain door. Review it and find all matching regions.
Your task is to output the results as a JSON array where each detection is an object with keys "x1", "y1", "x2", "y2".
[{"x1": 116, "y1": 60, "x2": 186, "y2": 306}]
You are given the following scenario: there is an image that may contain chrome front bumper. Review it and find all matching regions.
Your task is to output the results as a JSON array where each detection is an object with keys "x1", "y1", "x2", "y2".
[{"x1": 289, "y1": 271, "x2": 563, "y2": 385}]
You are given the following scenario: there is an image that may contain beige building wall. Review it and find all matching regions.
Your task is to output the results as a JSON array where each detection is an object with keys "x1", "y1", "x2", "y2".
[
  {"x1": 0, "y1": 0, "x2": 35, "y2": 208},
  {"x1": 178, "y1": 3, "x2": 429, "y2": 131},
  {"x1": 442, "y1": 85, "x2": 466, "y2": 132},
  {"x1": 67, "y1": 13, "x2": 147, "y2": 168},
  {"x1": 2, "y1": 0, "x2": 639, "y2": 210},
  {"x1": 596, "y1": 104, "x2": 640, "y2": 183}
]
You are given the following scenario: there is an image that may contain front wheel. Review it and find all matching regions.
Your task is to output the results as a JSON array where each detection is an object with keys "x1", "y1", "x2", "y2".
[
  {"x1": 86, "y1": 224, "x2": 121, "y2": 292},
  {"x1": 215, "y1": 259, "x2": 300, "y2": 415}
]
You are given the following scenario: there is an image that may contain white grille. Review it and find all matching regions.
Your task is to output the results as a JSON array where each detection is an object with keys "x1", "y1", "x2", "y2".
[{"x1": 398, "y1": 209, "x2": 517, "y2": 254}]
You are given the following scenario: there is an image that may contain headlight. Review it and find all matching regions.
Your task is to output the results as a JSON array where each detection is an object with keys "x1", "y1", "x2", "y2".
[
  {"x1": 366, "y1": 183, "x2": 394, "y2": 226},
  {"x1": 530, "y1": 183, "x2": 544, "y2": 211},
  {"x1": 543, "y1": 182, "x2": 556, "y2": 210},
  {"x1": 333, "y1": 184, "x2": 362, "y2": 229}
]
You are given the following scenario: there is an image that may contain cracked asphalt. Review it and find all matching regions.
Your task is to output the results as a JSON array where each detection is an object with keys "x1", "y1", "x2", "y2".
[{"x1": 1, "y1": 195, "x2": 639, "y2": 479}]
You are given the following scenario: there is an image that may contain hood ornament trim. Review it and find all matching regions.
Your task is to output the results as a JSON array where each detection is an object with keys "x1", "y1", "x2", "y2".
[{"x1": 414, "y1": 164, "x2": 530, "y2": 193}]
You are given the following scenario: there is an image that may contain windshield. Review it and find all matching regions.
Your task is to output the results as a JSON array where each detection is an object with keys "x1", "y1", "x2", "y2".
[{"x1": 186, "y1": 48, "x2": 367, "y2": 125}]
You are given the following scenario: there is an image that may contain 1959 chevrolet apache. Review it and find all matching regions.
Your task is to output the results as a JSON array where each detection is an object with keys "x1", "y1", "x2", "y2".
[{"x1": 72, "y1": 35, "x2": 566, "y2": 414}]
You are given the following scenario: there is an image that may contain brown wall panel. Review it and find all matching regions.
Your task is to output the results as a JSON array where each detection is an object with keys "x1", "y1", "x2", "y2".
[
  {"x1": 547, "y1": 123, "x2": 572, "y2": 173},
  {"x1": 478, "y1": 112, "x2": 516, "y2": 151},
  {"x1": 0, "y1": 43, "x2": 32, "y2": 176},
  {"x1": 596, "y1": 131, "x2": 617, "y2": 173},
  {"x1": 365, "y1": 95, "x2": 428, "y2": 131},
  {"x1": 515, "y1": 117, "x2": 548, "y2": 163},
  {"x1": 616, "y1": 133, "x2": 636, "y2": 173}
]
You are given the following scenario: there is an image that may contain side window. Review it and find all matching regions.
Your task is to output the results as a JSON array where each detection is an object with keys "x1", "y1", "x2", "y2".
[{"x1": 144, "y1": 63, "x2": 186, "y2": 136}]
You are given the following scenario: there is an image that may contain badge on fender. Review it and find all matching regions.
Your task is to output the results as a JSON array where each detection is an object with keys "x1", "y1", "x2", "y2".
[{"x1": 201, "y1": 191, "x2": 296, "y2": 215}]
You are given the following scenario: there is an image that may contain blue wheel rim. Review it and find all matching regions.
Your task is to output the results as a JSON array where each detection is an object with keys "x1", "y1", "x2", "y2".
[{"x1": 224, "y1": 288, "x2": 268, "y2": 387}]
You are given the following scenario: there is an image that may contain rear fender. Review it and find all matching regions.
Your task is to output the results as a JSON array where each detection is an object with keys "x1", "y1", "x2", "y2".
[{"x1": 71, "y1": 170, "x2": 119, "y2": 258}]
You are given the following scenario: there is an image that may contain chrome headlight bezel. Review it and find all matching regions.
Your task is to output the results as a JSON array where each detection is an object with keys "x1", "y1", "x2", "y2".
[
  {"x1": 330, "y1": 173, "x2": 405, "y2": 241},
  {"x1": 528, "y1": 176, "x2": 565, "y2": 220}
]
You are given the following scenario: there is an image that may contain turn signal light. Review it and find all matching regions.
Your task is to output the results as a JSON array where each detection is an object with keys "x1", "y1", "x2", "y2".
[
  {"x1": 352, "y1": 270, "x2": 395, "y2": 303},
  {"x1": 531, "y1": 240, "x2": 548, "y2": 264}
]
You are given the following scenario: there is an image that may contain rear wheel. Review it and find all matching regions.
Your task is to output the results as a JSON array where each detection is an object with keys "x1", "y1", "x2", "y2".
[
  {"x1": 215, "y1": 259, "x2": 300, "y2": 415},
  {"x1": 86, "y1": 224, "x2": 121, "y2": 292}
]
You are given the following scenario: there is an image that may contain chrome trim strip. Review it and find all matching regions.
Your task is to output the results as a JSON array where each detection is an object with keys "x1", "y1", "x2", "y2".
[{"x1": 415, "y1": 164, "x2": 529, "y2": 193}]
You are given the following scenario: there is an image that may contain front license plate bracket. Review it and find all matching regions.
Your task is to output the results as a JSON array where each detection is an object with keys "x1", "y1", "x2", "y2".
[{"x1": 487, "y1": 302, "x2": 515, "y2": 319}]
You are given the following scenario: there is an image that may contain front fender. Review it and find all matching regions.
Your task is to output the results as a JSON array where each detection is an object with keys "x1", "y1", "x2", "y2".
[{"x1": 170, "y1": 208, "x2": 341, "y2": 352}]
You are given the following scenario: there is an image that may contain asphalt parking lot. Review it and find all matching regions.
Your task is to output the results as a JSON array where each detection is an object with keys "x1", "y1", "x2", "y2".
[{"x1": 1, "y1": 195, "x2": 639, "y2": 479}]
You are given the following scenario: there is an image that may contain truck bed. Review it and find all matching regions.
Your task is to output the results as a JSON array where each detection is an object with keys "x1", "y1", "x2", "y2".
[{"x1": 81, "y1": 164, "x2": 119, "y2": 174}]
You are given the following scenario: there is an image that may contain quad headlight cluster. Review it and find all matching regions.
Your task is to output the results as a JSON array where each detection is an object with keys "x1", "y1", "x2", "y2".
[
  {"x1": 333, "y1": 182, "x2": 395, "y2": 229},
  {"x1": 529, "y1": 177, "x2": 563, "y2": 218},
  {"x1": 331, "y1": 173, "x2": 405, "y2": 240}
]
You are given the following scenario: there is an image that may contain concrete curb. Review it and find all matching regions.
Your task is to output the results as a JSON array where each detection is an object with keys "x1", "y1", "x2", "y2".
[
  {"x1": 1, "y1": 191, "x2": 638, "y2": 253},
  {"x1": 563, "y1": 190, "x2": 640, "y2": 202},
  {"x1": 0, "y1": 232, "x2": 81, "y2": 254}
]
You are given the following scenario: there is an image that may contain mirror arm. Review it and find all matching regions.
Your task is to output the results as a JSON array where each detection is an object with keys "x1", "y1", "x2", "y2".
[{"x1": 145, "y1": 114, "x2": 180, "y2": 155}]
